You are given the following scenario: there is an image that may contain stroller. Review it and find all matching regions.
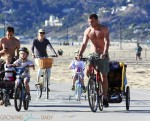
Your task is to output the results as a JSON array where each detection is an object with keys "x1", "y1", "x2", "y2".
[
  {"x1": 0, "y1": 69, "x2": 16, "y2": 107},
  {"x1": 107, "y1": 61, "x2": 130, "y2": 110}
]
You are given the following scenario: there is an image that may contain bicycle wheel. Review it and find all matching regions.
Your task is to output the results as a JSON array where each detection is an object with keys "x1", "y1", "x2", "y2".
[
  {"x1": 23, "y1": 92, "x2": 29, "y2": 110},
  {"x1": 126, "y1": 86, "x2": 130, "y2": 110},
  {"x1": 87, "y1": 77, "x2": 98, "y2": 112},
  {"x1": 45, "y1": 70, "x2": 49, "y2": 99},
  {"x1": 3, "y1": 94, "x2": 9, "y2": 107},
  {"x1": 14, "y1": 86, "x2": 22, "y2": 111},
  {"x1": 75, "y1": 81, "x2": 82, "y2": 101},
  {"x1": 98, "y1": 81, "x2": 103, "y2": 111},
  {"x1": 36, "y1": 84, "x2": 42, "y2": 98}
]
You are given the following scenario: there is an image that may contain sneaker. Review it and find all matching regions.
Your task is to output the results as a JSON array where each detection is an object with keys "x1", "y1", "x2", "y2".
[
  {"x1": 82, "y1": 85, "x2": 86, "y2": 93},
  {"x1": 0, "y1": 100, "x2": 4, "y2": 105},
  {"x1": 26, "y1": 94, "x2": 31, "y2": 100},
  {"x1": 71, "y1": 85, "x2": 75, "y2": 91},
  {"x1": 7, "y1": 100, "x2": 11, "y2": 105},
  {"x1": 35, "y1": 82, "x2": 40, "y2": 86},
  {"x1": 47, "y1": 87, "x2": 50, "y2": 92},
  {"x1": 103, "y1": 98, "x2": 109, "y2": 107}
]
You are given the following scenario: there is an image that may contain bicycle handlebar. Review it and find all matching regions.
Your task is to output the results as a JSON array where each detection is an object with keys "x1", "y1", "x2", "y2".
[
  {"x1": 35, "y1": 55, "x2": 58, "y2": 58},
  {"x1": 81, "y1": 55, "x2": 101, "y2": 62},
  {"x1": 6, "y1": 64, "x2": 34, "y2": 69}
]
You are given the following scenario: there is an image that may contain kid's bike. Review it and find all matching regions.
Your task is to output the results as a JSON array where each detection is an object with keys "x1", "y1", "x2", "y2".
[
  {"x1": 69, "y1": 72, "x2": 86, "y2": 101},
  {"x1": 13, "y1": 65, "x2": 34, "y2": 112}
]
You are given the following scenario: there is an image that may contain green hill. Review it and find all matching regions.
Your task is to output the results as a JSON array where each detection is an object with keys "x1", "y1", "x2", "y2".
[{"x1": 0, "y1": 0, "x2": 150, "y2": 42}]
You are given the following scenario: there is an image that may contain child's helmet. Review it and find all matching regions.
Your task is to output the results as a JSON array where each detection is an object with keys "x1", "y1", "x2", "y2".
[
  {"x1": 74, "y1": 50, "x2": 79, "y2": 57},
  {"x1": 19, "y1": 47, "x2": 29, "y2": 55}
]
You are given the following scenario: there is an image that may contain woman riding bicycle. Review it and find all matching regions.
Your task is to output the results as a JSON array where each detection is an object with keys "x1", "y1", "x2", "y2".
[{"x1": 31, "y1": 28, "x2": 58, "y2": 91}]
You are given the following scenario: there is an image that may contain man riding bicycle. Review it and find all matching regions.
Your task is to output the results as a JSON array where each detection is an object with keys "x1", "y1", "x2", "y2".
[{"x1": 78, "y1": 13, "x2": 110, "y2": 107}]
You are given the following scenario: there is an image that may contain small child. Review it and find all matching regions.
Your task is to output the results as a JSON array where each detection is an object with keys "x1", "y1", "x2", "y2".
[
  {"x1": 12, "y1": 47, "x2": 35, "y2": 100},
  {"x1": 4, "y1": 56, "x2": 15, "y2": 81},
  {"x1": 69, "y1": 51, "x2": 86, "y2": 92}
]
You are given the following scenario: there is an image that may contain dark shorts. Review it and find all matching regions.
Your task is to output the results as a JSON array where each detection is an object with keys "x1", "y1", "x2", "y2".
[
  {"x1": 136, "y1": 53, "x2": 141, "y2": 57},
  {"x1": 87, "y1": 53, "x2": 110, "y2": 74}
]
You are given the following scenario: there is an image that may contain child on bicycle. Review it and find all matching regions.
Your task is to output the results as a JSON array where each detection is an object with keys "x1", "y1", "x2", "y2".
[
  {"x1": 69, "y1": 51, "x2": 86, "y2": 92},
  {"x1": 11, "y1": 47, "x2": 35, "y2": 100}
]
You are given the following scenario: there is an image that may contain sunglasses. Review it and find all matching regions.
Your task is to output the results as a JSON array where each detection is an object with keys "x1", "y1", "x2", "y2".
[{"x1": 40, "y1": 32, "x2": 45, "y2": 34}]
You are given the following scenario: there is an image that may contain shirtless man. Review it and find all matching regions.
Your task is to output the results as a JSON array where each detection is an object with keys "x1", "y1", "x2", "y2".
[
  {"x1": 0, "y1": 26, "x2": 20, "y2": 67},
  {"x1": 0, "y1": 26, "x2": 20, "y2": 105},
  {"x1": 79, "y1": 13, "x2": 110, "y2": 107}
]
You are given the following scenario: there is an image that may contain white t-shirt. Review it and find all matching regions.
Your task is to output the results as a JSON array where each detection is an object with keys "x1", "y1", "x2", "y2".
[
  {"x1": 70, "y1": 60, "x2": 85, "y2": 74},
  {"x1": 13, "y1": 59, "x2": 34, "y2": 77}
]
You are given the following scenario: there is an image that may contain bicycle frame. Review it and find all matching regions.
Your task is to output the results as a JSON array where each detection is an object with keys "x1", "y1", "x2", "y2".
[
  {"x1": 36, "y1": 68, "x2": 49, "y2": 99},
  {"x1": 15, "y1": 78, "x2": 26, "y2": 99},
  {"x1": 69, "y1": 71, "x2": 86, "y2": 101},
  {"x1": 88, "y1": 57, "x2": 101, "y2": 85},
  {"x1": 35, "y1": 56, "x2": 54, "y2": 99},
  {"x1": 75, "y1": 72, "x2": 83, "y2": 101}
]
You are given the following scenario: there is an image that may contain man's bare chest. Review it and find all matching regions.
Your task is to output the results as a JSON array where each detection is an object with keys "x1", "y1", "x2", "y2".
[
  {"x1": 3, "y1": 40, "x2": 16, "y2": 49},
  {"x1": 88, "y1": 29, "x2": 104, "y2": 40}
]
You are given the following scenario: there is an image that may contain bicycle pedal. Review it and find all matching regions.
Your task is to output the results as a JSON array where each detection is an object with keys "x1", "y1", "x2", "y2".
[{"x1": 35, "y1": 83, "x2": 40, "y2": 86}]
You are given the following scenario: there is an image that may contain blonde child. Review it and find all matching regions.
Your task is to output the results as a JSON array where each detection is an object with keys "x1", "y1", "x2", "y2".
[{"x1": 69, "y1": 51, "x2": 86, "y2": 92}]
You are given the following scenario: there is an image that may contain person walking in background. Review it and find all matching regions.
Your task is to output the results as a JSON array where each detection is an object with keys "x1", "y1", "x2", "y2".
[
  {"x1": 58, "y1": 49, "x2": 63, "y2": 56},
  {"x1": 135, "y1": 42, "x2": 143, "y2": 64},
  {"x1": 31, "y1": 28, "x2": 58, "y2": 91},
  {"x1": 78, "y1": 13, "x2": 110, "y2": 107}
]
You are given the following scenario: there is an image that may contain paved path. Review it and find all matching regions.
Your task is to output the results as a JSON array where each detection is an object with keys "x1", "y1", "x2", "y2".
[{"x1": 1, "y1": 82, "x2": 150, "y2": 121}]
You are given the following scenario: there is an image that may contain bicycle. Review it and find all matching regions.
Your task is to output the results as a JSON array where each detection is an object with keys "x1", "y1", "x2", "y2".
[
  {"x1": 13, "y1": 65, "x2": 34, "y2": 112},
  {"x1": 34, "y1": 56, "x2": 56, "y2": 99},
  {"x1": 85, "y1": 56, "x2": 103, "y2": 112},
  {"x1": 69, "y1": 72, "x2": 86, "y2": 101}
]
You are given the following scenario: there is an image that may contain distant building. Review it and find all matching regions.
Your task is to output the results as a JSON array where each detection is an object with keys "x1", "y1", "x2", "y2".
[{"x1": 44, "y1": 15, "x2": 63, "y2": 27}]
